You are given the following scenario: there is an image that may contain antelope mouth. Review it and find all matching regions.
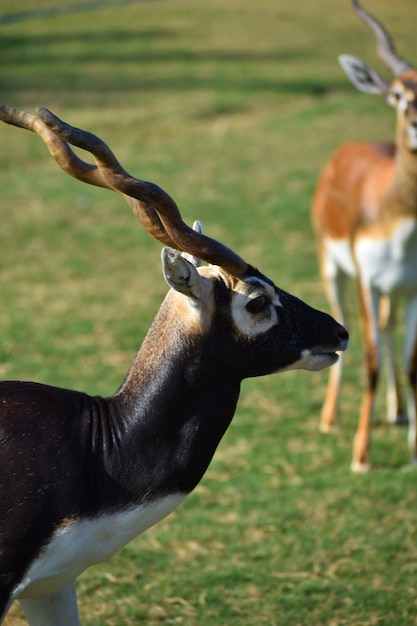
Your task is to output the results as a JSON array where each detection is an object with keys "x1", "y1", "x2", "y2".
[
  {"x1": 284, "y1": 341, "x2": 347, "y2": 373},
  {"x1": 309, "y1": 351, "x2": 340, "y2": 370},
  {"x1": 311, "y1": 343, "x2": 347, "y2": 357},
  {"x1": 305, "y1": 340, "x2": 348, "y2": 371}
]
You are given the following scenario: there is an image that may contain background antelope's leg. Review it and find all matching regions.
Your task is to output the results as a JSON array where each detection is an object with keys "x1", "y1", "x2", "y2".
[
  {"x1": 319, "y1": 258, "x2": 349, "y2": 432},
  {"x1": 379, "y1": 296, "x2": 407, "y2": 424},
  {"x1": 19, "y1": 583, "x2": 80, "y2": 626},
  {"x1": 351, "y1": 284, "x2": 380, "y2": 472},
  {"x1": 404, "y1": 296, "x2": 417, "y2": 464}
]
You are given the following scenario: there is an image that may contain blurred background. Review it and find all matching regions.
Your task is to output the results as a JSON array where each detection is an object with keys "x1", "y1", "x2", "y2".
[{"x1": 1, "y1": 1, "x2": 416, "y2": 624}]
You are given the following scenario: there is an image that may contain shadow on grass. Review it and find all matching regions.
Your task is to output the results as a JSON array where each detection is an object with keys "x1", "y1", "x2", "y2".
[
  {"x1": 0, "y1": 0, "x2": 158, "y2": 25},
  {"x1": 2, "y1": 31, "x2": 349, "y2": 99}
]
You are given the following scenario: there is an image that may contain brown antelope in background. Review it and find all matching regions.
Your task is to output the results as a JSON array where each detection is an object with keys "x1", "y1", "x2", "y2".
[
  {"x1": 311, "y1": 0, "x2": 417, "y2": 472},
  {"x1": 0, "y1": 104, "x2": 348, "y2": 625}
]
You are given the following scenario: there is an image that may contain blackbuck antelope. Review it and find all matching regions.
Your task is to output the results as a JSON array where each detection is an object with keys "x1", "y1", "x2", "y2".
[
  {"x1": 0, "y1": 104, "x2": 347, "y2": 626},
  {"x1": 312, "y1": 0, "x2": 417, "y2": 471}
]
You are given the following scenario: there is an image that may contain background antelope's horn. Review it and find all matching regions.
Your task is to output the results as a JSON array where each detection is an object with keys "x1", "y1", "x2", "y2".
[{"x1": 352, "y1": 0, "x2": 413, "y2": 76}]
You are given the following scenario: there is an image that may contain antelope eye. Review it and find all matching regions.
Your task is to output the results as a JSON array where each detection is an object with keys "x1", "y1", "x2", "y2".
[{"x1": 246, "y1": 294, "x2": 269, "y2": 314}]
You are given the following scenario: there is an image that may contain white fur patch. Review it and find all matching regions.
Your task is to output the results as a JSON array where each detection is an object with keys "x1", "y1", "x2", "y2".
[
  {"x1": 407, "y1": 122, "x2": 417, "y2": 150},
  {"x1": 282, "y1": 348, "x2": 340, "y2": 373},
  {"x1": 323, "y1": 237, "x2": 357, "y2": 279},
  {"x1": 15, "y1": 493, "x2": 186, "y2": 600},
  {"x1": 354, "y1": 218, "x2": 417, "y2": 294},
  {"x1": 231, "y1": 277, "x2": 282, "y2": 337}
]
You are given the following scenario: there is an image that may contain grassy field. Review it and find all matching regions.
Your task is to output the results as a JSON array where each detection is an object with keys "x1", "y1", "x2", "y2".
[{"x1": 1, "y1": 0, "x2": 417, "y2": 624}]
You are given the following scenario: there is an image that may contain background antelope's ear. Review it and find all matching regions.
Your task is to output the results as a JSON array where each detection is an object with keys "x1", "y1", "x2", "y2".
[
  {"x1": 338, "y1": 54, "x2": 389, "y2": 95},
  {"x1": 162, "y1": 248, "x2": 203, "y2": 300},
  {"x1": 181, "y1": 220, "x2": 203, "y2": 268}
]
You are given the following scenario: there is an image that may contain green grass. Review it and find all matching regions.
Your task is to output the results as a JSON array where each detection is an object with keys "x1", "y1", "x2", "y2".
[{"x1": 1, "y1": 0, "x2": 416, "y2": 624}]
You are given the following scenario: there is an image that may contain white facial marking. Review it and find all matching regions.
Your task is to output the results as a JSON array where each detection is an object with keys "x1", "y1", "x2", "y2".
[
  {"x1": 397, "y1": 93, "x2": 408, "y2": 114},
  {"x1": 407, "y1": 119, "x2": 417, "y2": 150},
  {"x1": 388, "y1": 81, "x2": 406, "y2": 110},
  {"x1": 15, "y1": 493, "x2": 186, "y2": 600},
  {"x1": 281, "y1": 349, "x2": 340, "y2": 373},
  {"x1": 389, "y1": 82, "x2": 417, "y2": 150},
  {"x1": 231, "y1": 277, "x2": 282, "y2": 337}
]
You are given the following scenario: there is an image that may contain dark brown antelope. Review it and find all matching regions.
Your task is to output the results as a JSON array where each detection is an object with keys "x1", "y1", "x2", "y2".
[
  {"x1": 311, "y1": 0, "x2": 417, "y2": 471},
  {"x1": 0, "y1": 104, "x2": 348, "y2": 625}
]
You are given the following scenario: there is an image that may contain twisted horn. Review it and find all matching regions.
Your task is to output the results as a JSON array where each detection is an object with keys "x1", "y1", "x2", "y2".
[
  {"x1": 352, "y1": 0, "x2": 413, "y2": 76},
  {"x1": 0, "y1": 105, "x2": 247, "y2": 275}
]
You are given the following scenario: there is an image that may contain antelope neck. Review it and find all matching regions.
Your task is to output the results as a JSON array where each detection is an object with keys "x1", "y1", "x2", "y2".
[
  {"x1": 102, "y1": 308, "x2": 240, "y2": 504},
  {"x1": 382, "y1": 143, "x2": 417, "y2": 218}
]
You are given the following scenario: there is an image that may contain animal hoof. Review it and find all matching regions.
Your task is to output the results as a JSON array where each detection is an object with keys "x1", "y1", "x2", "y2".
[
  {"x1": 319, "y1": 423, "x2": 338, "y2": 434},
  {"x1": 350, "y1": 461, "x2": 371, "y2": 473},
  {"x1": 387, "y1": 411, "x2": 408, "y2": 426},
  {"x1": 396, "y1": 412, "x2": 409, "y2": 426}
]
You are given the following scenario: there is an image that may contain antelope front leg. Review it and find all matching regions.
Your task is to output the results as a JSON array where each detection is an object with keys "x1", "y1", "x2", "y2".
[
  {"x1": 404, "y1": 296, "x2": 417, "y2": 465},
  {"x1": 19, "y1": 583, "x2": 80, "y2": 626},
  {"x1": 351, "y1": 285, "x2": 380, "y2": 472},
  {"x1": 379, "y1": 296, "x2": 407, "y2": 425},
  {"x1": 319, "y1": 256, "x2": 349, "y2": 432},
  {"x1": 320, "y1": 355, "x2": 343, "y2": 432}
]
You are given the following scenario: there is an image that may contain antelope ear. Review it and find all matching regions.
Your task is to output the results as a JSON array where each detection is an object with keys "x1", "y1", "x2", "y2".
[
  {"x1": 338, "y1": 54, "x2": 389, "y2": 95},
  {"x1": 162, "y1": 247, "x2": 203, "y2": 300}
]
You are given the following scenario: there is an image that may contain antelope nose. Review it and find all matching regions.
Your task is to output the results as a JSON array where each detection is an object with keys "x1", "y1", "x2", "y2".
[{"x1": 337, "y1": 324, "x2": 349, "y2": 350}]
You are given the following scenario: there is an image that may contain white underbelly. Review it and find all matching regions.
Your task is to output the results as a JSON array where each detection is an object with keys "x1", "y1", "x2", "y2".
[
  {"x1": 354, "y1": 219, "x2": 417, "y2": 295},
  {"x1": 323, "y1": 237, "x2": 357, "y2": 279},
  {"x1": 15, "y1": 493, "x2": 186, "y2": 600}
]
